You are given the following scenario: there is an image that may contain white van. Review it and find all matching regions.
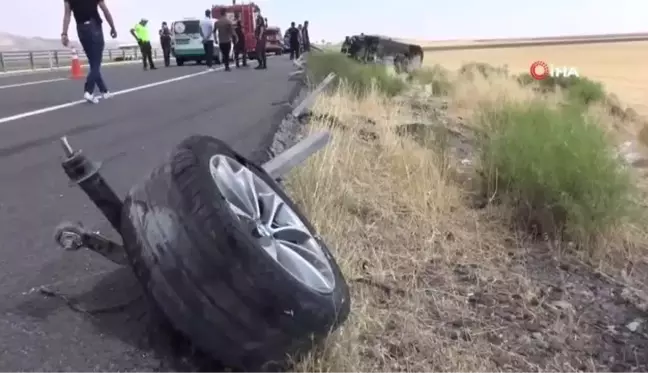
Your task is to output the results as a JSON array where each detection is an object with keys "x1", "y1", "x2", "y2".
[{"x1": 170, "y1": 18, "x2": 220, "y2": 66}]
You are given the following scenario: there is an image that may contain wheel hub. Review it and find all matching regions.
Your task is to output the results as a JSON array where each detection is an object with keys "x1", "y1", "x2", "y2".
[
  {"x1": 209, "y1": 154, "x2": 336, "y2": 294},
  {"x1": 254, "y1": 222, "x2": 271, "y2": 237}
]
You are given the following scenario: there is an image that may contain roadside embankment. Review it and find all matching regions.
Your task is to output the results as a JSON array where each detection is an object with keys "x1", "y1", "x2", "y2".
[{"x1": 280, "y1": 51, "x2": 648, "y2": 371}]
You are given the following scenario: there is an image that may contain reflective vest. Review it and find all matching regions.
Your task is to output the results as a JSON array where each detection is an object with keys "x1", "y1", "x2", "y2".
[{"x1": 134, "y1": 24, "x2": 150, "y2": 42}]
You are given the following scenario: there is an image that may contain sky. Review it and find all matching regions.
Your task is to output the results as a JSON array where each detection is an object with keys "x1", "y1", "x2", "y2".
[{"x1": 3, "y1": 0, "x2": 648, "y2": 43}]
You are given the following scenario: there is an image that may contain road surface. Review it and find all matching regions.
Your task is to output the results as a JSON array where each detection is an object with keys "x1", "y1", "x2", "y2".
[{"x1": 0, "y1": 59, "x2": 300, "y2": 371}]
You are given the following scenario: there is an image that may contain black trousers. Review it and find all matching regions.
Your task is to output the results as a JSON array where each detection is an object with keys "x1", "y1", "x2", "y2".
[
  {"x1": 219, "y1": 42, "x2": 232, "y2": 69},
  {"x1": 289, "y1": 41, "x2": 300, "y2": 60},
  {"x1": 203, "y1": 41, "x2": 214, "y2": 68},
  {"x1": 255, "y1": 38, "x2": 267, "y2": 68},
  {"x1": 160, "y1": 39, "x2": 171, "y2": 67},
  {"x1": 139, "y1": 41, "x2": 155, "y2": 69},
  {"x1": 234, "y1": 42, "x2": 247, "y2": 66}
]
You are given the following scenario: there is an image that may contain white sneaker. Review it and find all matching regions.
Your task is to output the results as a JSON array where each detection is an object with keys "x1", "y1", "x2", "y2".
[
  {"x1": 83, "y1": 92, "x2": 99, "y2": 104},
  {"x1": 207, "y1": 67, "x2": 214, "y2": 71},
  {"x1": 100, "y1": 91, "x2": 113, "y2": 100}
]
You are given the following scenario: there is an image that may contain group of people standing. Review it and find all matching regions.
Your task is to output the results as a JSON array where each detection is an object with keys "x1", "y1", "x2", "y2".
[
  {"x1": 158, "y1": 9, "x2": 271, "y2": 71},
  {"x1": 60, "y1": 0, "x2": 294, "y2": 104},
  {"x1": 285, "y1": 21, "x2": 310, "y2": 60}
]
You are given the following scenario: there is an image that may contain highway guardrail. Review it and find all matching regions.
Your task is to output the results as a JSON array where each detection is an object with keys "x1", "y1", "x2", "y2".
[{"x1": 0, "y1": 48, "x2": 162, "y2": 73}]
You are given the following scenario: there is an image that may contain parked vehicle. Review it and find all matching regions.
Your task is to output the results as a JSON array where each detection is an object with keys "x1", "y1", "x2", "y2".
[
  {"x1": 170, "y1": 17, "x2": 220, "y2": 66},
  {"x1": 265, "y1": 26, "x2": 283, "y2": 55},
  {"x1": 212, "y1": 2, "x2": 260, "y2": 60}
]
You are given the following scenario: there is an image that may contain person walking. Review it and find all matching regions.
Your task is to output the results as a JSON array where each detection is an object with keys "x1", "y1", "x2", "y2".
[
  {"x1": 199, "y1": 9, "x2": 215, "y2": 70},
  {"x1": 214, "y1": 8, "x2": 235, "y2": 71},
  {"x1": 254, "y1": 14, "x2": 267, "y2": 70},
  {"x1": 302, "y1": 20, "x2": 311, "y2": 52},
  {"x1": 233, "y1": 18, "x2": 247, "y2": 68},
  {"x1": 287, "y1": 22, "x2": 300, "y2": 60},
  {"x1": 61, "y1": 0, "x2": 117, "y2": 104},
  {"x1": 159, "y1": 21, "x2": 172, "y2": 67},
  {"x1": 130, "y1": 18, "x2": 156, "y2": 70}
]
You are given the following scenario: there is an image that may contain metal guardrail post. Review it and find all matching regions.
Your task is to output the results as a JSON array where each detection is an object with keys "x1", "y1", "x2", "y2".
[
  {"x1": 292, "y1": 72, "x2": 336, "y2": 118},
  {"x1": 262, "y1": 131, "x2": 331, "y2": 179},
  {"x1": 108, "y1": 50, "x2": 112, "y2": 61},
  {"x1": 54, "y1": 51, "x2": 60, "y2": 68},
  {"x1": 0, "y1": 52, "x2": 4, "y2": 72},
  {"x1": 29, "y1": 52, "x2": 34, "y2": 70},
  {"x1": 48, "y1": 51, "x2": 54, "y2": 70}
]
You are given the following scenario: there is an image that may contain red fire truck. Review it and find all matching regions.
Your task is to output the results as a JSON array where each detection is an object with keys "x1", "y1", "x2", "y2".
[{"x1": 211, "y1": 1, "x2": 261, "y2": 60}]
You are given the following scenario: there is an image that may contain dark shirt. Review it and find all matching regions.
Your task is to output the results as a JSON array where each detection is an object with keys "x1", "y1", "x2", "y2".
[
  {"x1": 287, "y1": 27, "x2": 299, "y2": 44},
  {"x1": 254, "y1": 17, "x2": 265, "y2": 39},
  {"x1": 65, "y1": 0, "x2": 102, "y2": 25},
  {"x1": 235, "y1": 21, "x2": 245, "y2": 45},
  {"x1": 160, "y1": 27, "x2": 171, "y2": 38}
]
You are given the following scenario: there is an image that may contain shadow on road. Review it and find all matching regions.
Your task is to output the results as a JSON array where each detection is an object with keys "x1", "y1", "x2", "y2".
[{"x1": 15, "y1": 266, "x2": 228, "y2": 371}]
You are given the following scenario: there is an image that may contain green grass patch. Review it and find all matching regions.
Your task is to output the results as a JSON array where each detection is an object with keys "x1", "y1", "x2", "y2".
[
  {"x1": 517, "y1": 74, "x2": 606, "y2": 107},
  {"x1": 306, "y1": 51, "x2": 405, "y2": 97},
  {"x1": 478, "y1": 100, "x2": 635, "y2": 245}
]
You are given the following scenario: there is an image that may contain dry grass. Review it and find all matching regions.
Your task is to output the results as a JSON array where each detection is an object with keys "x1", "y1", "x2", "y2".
[
  {"x1": 424, "y1": 41, "x2": 648, "y2": 117},
  {"x1": 283, "y1": 53, "x2": 648, "y2": 371}
]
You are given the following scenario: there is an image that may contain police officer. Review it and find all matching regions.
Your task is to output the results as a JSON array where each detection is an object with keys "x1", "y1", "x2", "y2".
[
  {"x1": 287, "y1": 22, "x2": 300, "y2": 60},
  {"x1": 159, "y1": 21, "x2": 171, "y2": 67},
  {"x1": 233, "y1": 17, "x2": 247, "y2": 67},
  {"x1": 254, "y1": 14, "x2": 267, "y2": 70},
  {"x1": 130, "y1": 18, "x2": 156, "y2": 70}
]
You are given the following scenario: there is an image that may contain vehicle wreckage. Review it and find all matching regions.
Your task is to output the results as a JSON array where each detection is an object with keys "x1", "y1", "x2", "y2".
[
  {"x1": 341, "y1": 34, "x2": 424, "y2": 73},
  {"x1": 53, "y1": 126, "x2": 349, "y2": 370}
]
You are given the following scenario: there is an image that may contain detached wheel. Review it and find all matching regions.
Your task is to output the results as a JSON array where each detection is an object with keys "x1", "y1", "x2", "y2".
[{"x1": 120, "y1": 135, "x2": 350, "y2": 371}]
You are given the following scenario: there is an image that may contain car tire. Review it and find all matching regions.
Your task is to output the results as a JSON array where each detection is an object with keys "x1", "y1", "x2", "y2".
[
  {"x1": 120, "y1": 135, "x2": 350, "y2": 371},
  {"x1": 175, "y1": 57, "x2": 184, "y2": 66}
]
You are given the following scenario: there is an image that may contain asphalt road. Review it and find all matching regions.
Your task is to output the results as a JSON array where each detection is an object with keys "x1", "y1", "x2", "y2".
[{"x1": 0, "y1": 58, "x2": 300, "y2": 371}]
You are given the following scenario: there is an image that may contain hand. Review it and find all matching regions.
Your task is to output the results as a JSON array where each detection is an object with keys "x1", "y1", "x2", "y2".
[
  {"x1": 61, "y1": 34, "x2": 69, "y2": 47},
  {"x1": 110, "y1": 28, "x2": 117, "y2": 38}
]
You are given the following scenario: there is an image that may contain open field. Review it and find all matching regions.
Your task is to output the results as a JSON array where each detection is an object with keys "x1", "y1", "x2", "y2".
[
  {"x1": 401, "y1": 32, "x2": 648, "y2": 48},
  {"x1": 290, "y1": 51, "x2": 648, "y2": 371},
  {"x1": 424, "y1": 40, "x2": 648, "y2": 117}
]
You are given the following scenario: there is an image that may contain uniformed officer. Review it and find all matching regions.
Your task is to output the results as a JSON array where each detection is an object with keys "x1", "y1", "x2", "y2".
[
  {"x1": 287, "y1": 22, "x2": 300, "y2": 60},
  {"x1": 234, "y1": 18, "x2": 247, "y2": 67},
  {"x1": 159, "y1": 21, "x2": 172, "y2": 67},
  {"x1": 130, "y1": 18, "x2": 156, "y2": 70},
  {"x1": 254, "y1": 14, "x2": 267, "y2": 70}
]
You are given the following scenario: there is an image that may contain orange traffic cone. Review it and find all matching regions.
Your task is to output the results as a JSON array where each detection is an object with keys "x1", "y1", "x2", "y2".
[{"x1": 70, "y1": 48, "x2": 83, "y2": 79}]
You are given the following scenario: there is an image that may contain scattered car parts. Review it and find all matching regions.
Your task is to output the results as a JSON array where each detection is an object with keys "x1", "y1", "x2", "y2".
[{"x1": 54, "y1": 121, "x2": 349, "y2": 370}]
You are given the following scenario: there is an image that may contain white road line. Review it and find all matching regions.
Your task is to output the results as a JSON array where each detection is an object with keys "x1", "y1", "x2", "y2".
[
  {"x1": 0, "y1": 67, "x2": 224, "y2": 125},
  {"x1": 0, "y1": 78, "x2": 67, "y2": 90}
]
